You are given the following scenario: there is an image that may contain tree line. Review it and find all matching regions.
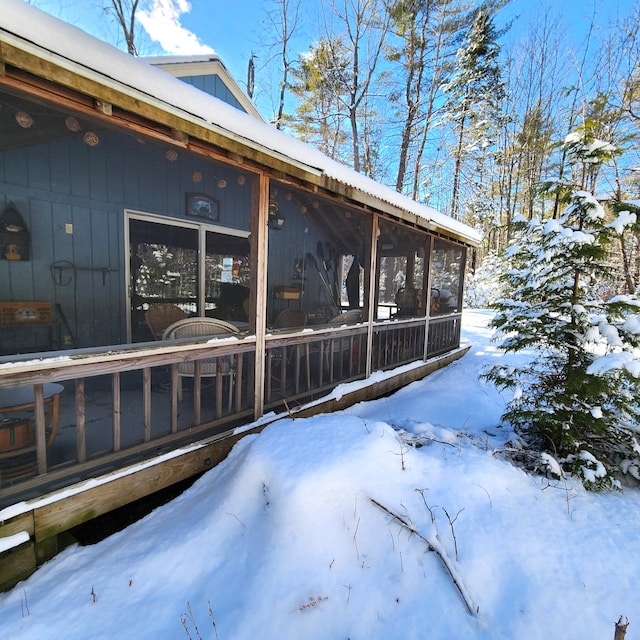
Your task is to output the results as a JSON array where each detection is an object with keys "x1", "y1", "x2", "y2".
[
  {"x1": 258, "y1": 0, "x2": 640, "y2": 289},
  {"x1": 83, "y1": 1, "x2": 640, "y2": 290}
]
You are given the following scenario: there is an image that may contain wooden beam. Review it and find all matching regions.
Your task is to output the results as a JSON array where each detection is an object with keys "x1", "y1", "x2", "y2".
[
  {"x1": 32, "y1": 429, "x2": 251, "y2": 541},
  {"x1": 95, "y1": 99, "x2": 112, "y2": 115},
  {"x1": 0, "y1": 541, "x2": 36, "y2": 591},
  {"x1": 171, "y1": 128, "x2": 189, "y2": 145}
]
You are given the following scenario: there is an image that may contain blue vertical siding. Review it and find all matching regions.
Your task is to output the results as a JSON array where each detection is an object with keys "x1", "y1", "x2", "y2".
[{"x1": 0, "y1": 126, "x2": 253, "y2": 351}]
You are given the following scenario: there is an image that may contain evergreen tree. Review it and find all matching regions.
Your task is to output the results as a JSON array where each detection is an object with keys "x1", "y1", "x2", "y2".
[
  {"x1": 444, "y1": 3, "x2": 506, "y2": 220},
  {"x1": 484, "y1": 136, "x2": 640, "y2": 487},
  {"x1": 288, "y1": 37, "x2": 351, "y2": 161}
]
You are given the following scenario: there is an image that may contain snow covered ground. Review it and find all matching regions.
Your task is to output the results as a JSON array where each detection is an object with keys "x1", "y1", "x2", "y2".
[{"x1": 1, "y1": 310, "x2": 638, "y2": 639}]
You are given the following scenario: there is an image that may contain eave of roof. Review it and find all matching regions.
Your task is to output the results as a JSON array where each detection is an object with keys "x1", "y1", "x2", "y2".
[{"x1": 0, "y1": 0, "x2": 481, "y2": 246}]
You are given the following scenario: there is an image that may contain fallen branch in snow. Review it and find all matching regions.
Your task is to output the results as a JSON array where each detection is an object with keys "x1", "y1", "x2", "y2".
[{"x1": 369, "y1": 498, "x2": 478, "y2": 616}]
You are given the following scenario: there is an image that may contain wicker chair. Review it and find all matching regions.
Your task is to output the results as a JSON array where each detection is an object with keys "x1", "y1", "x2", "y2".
[
  {"x1": 162, "y1": 317, "x2": 240, "y2": 402},
  {"x1": 145, "y1": 304, "x2": 186, "y2": 340},
  {"x1": 327, "y1": 309, "x2": 363, "y2": 326}
]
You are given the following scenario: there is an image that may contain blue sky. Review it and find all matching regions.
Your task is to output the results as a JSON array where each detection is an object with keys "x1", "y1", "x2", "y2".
[{"x1": 26, "y1": 0, "x2": 639, "y2": 115}]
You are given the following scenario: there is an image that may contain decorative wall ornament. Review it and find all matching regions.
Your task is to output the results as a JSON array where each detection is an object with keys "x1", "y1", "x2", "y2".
[
  {"x1": 217, "y1": 178, "x2": 227, "y2": 189},
  {"x1": 192, "y1": 171, "x2": 202, "y2": 183},
  {"x1": 83, "y1": 131, "x2": 99, "y2": 146},
  {"x1": 237, "y1": 174, "x2": 246, "y2": 185},
  {"x1": 268, "y1": 195, "x2": 285, "y2": 230},
  {"x1": 165, "y1": 149, "x2": 178, "y2": 161},
  {"x1": 15, "y1": 111, "x2": 33, "y2": 128},
  {"x1": 0, "y1": 203, "x2": 30, "y2": 261},
  {"x1": 65, "y1": 116, "x2": 82, "y2": 132},
  {"x1": 185, "y1": 193, "x2": 219, "y2": 221}
]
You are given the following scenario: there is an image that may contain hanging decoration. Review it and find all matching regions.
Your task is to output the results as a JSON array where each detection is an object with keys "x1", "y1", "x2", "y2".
[
  {"x1": 65, "y1": 117, "x2": 82, "y2": 132},
  {"x1": 83, "y1": 131, "x2": 99, "y2": 146},
  {"x1": 0, "y1": 203, "x2": 30, "y2": 261},
  {"x1": 15, "y1": 111, "x2": 33, "y2": 128}
]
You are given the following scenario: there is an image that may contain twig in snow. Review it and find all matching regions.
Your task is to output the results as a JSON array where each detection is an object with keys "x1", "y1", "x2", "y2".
[
  {"x1": 21, "y1": 590, "x2": 29, "y2": 617},
  {"x1": 180, "y1": 603, "x2": 196, "y2": 640},
  {"x1": 415, "y1": 488, "x2": 436, "y2": 523},
  {"x1": 476, "y1": 484, "x2": 493, "y2": 508},
  {"x1": 353, "y1": 515, "x2": 361, "y2": 559},
  {"x1": 208, "y1": 601, "x2": 219, "y2": 640},
  {"x1": 225, "y1": 512, "x2": 246, "y2": 531},
  {"x1": 370, "y1": 498, "x2": 478, "y2": 616},
  {"x1": 442, "y1": 507, "x2": 465, "y2": 562}
]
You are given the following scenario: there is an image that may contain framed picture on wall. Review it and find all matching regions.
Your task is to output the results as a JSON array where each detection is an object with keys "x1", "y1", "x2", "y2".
[{"x1": 185, "y1": 193, "x2": 219, "y2": 221}]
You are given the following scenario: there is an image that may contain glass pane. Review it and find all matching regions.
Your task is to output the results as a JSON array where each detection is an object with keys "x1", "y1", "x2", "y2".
[
  {"x1": 130, "y1": 219, "x2": 199, "y2": 341},
  {"x1": 205, "y1": 231, "x2": 250, "y2": 322},
  {"x1": 430, "y1": 238, "x2": 466, "y2": 314},
  {"x1": 266, "y1": 183, "x2": 371, "y2": 328},
  {"x1": 376, "y1": 219, "x2": 428, "y2": 319}
]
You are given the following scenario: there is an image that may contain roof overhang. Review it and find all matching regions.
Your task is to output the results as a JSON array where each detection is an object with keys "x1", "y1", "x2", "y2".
[{"x1": 0, "y1": 1, "x2": 481, "y2": 247}]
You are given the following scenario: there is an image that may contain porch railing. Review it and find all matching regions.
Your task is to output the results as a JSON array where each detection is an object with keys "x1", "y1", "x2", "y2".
[
  {"x1": 265, "y1": 325, "x2": 368, "y2": 408},
  {"x1": 0, "y1": 313, "x2": 462, "y2": 503}
]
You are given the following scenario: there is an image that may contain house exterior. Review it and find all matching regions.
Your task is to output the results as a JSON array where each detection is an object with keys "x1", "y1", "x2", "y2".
[
  {"x1": 0, "y1": 0, "x2": 480, "y2": 587},
  {"x1": 145, "y1": 54, "x2": 264, "y2": 121}
]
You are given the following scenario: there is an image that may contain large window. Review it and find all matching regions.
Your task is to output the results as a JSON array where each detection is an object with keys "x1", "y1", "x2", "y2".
[
  {"x1": 375, "y1": 219, "x2": 429, "y2": 320},
  {"x1": 266, "y1": 184, "x2": 372, "y2": 329},
  {"x1": 429, "y1": 238, "x2": 466, "y2": 315},
  {"x1": 127, "y1": 214, "x2": 250, "y2": 341}
]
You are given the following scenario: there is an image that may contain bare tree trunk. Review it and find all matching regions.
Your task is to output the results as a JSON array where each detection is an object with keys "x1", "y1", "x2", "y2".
[
  {"x1": 108, "y1": 0, "x2": 140, "y2": 55},
  {"x1": 450, "y1": 111, "x2": 466, "y2": 220},
  {"x1": 614, "y1": 615, "x2": 629, "y2": 640}
]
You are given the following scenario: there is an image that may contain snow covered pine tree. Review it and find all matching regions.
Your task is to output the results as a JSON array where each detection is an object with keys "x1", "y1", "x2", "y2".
[{"x1": 484, "y1": 189, "x2": 640, "y2": 490}]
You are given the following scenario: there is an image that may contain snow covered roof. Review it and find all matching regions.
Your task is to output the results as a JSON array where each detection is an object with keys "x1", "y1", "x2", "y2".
[{"x1": 0, "y1": 0, "x2": 481, "y2": 246}]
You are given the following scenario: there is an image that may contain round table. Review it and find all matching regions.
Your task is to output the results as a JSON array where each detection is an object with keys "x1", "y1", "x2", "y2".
[{"x1": 0, "y1": 383, "x2": 64, "y2": 481}]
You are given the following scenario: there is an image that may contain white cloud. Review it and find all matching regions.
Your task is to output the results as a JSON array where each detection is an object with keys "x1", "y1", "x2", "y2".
[{"x1": 138, "y1": 0, "x2": 214, "y2": 55}]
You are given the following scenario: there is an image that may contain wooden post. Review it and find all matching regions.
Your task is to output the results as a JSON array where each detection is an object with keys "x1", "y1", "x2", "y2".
[
  {"x1": 423, "y1": 234, "x2": 434, "y2": 361},
  {"x1": 112, "y1": 371, "x2": 121, "y2": 451},
  {"x1": 365, "y1": 214, "x2": 378, "y2": 378},
  {"x1": 75, "y1": 379, "x2": 86, "y2": 464},
  {"x1": 33, "y1": 384, "x2": 47, "y2": 474},
  {"x1": 251, "y1": 172, "x2": 269, "y2": 420}
]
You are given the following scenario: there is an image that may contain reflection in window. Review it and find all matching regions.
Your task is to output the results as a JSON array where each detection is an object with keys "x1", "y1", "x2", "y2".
[
  {"x1": 266, "y1": 183, "x2": 371, "y2": 328},
  {"x1": 205, "y1": 231, "x2": 250, "y2": 320},
  {"x1": 429, "y1": 238, "x2": 466, "y2": 315},
  {"x1": 130, "y1": 220, "x2": 199, "y2": 315}
]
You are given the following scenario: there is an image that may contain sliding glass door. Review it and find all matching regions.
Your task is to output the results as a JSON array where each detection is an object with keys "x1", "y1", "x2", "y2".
[{"x1": 126, "y1": 213, "x2": 250, "y2": 342}]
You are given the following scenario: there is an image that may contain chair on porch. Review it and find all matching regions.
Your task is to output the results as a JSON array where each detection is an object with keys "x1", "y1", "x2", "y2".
[
  {"x1": 162, "y1": 317, "x2": 241, "y2": 402},
  {"x1": 322, "y1": 309, "x2": 364, "y2": 381},
  {"x1": 327, "y1": 309, "x2": 363, "y2": 326},
  {"x1": 269, "y1": 309, "x2": 308, "y2": 395},
  {"x1": 145, "y1": 304, "x2": 187, "y2": 340}
]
